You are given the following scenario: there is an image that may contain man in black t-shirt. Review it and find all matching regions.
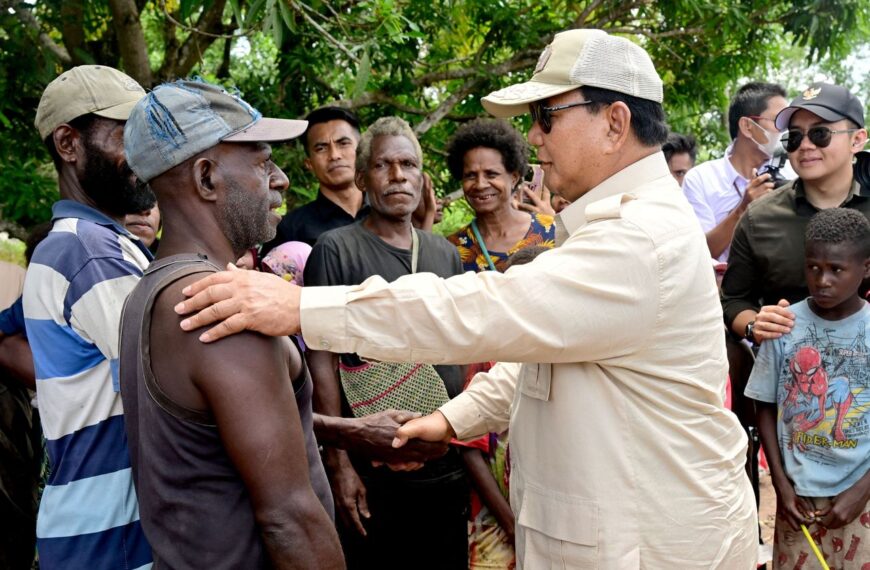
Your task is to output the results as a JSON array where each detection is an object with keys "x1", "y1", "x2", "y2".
[
  {"x1": 263, "y1": 106, "x2": 368, "y2": 252},
  {"x1": 304, "y1": 117, "x2": 468, "y2": 569}
]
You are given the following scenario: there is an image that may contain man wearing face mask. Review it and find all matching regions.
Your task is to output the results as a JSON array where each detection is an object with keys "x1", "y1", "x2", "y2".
[
  {"x1": 723, "y1": 82, "x2": 870, "y2": 345},
  {"x1": 682, "y1": 82, "x2": 789, "y2": 262}
]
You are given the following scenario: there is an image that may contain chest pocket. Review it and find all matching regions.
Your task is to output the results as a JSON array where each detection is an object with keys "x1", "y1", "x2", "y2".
[{"x1": 519, "y1": 363, "x2": 552, "y2": 401}]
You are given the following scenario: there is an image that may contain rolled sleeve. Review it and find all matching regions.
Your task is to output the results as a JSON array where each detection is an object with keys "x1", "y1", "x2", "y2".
[
  {"x1": 440, "y1": 361, "x2": 520, "y2": 439},
  {"x1": 299, "y1": 284, "x2": 353, "y2": 352}
]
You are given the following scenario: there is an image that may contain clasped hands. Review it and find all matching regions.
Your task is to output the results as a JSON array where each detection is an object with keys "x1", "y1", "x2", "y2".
[{"x1": 341, "y1": 409, "x2": 457, "y2": 471}]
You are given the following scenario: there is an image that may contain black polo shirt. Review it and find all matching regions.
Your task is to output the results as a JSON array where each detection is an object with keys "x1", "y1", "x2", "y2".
[
  {"x1": 261, "y1": 191, "x2": 369, "y2": 253},
  {"x1": 721, "y1": 177, "x2": 870, "y2": 328}
]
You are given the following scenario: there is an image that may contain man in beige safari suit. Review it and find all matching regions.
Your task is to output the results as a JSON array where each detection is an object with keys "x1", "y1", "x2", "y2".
[{"x1": 174, "y1": 29, "x2": 758, "y2": 568}]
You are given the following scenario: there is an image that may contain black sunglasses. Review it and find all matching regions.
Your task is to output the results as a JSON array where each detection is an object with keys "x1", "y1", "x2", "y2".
[
  {"x1": 781, "y1": 126, "x2": 860, "y2": 153},
  {"x1": 530, "y1": 100, "x2": 593, "y2": 133}
]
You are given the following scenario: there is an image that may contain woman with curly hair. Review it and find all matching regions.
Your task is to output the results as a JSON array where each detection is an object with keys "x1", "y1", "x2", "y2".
[
  {"x1": 446, "y1": 119, "x2": 555, "y2": 273},
  {"x1": 445, "y1": 119, "x2": 555, "y2": 570}
]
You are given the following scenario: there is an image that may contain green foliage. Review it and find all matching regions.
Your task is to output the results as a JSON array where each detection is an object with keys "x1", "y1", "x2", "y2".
[
  {"x1": 0, "y1": 0, "x2": 869, "y2": 225},
  {"x1": 433, "y1": 197, "x2": 475, "y2": 237},
  {"x1": 0, "y1": 233, "x2": 26, "y2": 267}
]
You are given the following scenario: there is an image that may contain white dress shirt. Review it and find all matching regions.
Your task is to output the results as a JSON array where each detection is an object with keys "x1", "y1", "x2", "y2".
[{"x1": 681, "y1": 145, "x2": 748, "y2": 262}]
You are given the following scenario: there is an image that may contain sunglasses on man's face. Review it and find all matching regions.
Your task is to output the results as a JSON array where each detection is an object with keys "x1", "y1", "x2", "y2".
[
  {"x1": 781, "y1": 126, "x2": 860, "y2": 153},
  {"x1": 530, "y1": 100, "x2": 593, "y2": 134}
]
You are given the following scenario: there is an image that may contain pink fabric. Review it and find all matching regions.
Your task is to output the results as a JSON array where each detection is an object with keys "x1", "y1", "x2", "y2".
[
  {"x1": 262, "y1": 241, "x2": 312, "y2": 286},
  {"x1": 725, "y1": 373, "x2": 733, "y2": 410}
]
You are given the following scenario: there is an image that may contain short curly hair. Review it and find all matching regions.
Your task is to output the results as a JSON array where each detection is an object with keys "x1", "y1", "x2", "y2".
[
  {"x1": 355, "y1": 116, "x2": 423, "y2": 173},
  {"x1": 445, "y1": 119, "x2": 529, "y2": 181},
  {"x1": 805, "y1": 208, "x2": 870, "y2": 258}
]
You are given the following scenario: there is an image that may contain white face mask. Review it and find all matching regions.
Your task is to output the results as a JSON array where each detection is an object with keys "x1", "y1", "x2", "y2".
[{"x1": 749, "y1": 118, "x2": 784, "y2": 158}]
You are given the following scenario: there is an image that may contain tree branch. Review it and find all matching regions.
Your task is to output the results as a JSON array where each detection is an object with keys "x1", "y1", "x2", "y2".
[
  {"x1": 160, "y1": 4, "x2": 181, "y2": 78},
  {"x1": 330, "y1": 90, "x2": 475, "y2": 121},
  {"x1": 60, "y1": 0, "x2": 86, "y2": 65},
  {"x1": 588, "y1": 1, "x2": 647, "y2": 29},
  {"x1": 169, "y1": 0, "x2": 228, "y2": 80},
  {"x1": 289, "y1": 0, "x2": 360, "y2": 64},
  {"x1": 413, "y1": 77, "x2": 481, "y2": 135},
  {"x1": 1, "y1": 0, "x2": 71, "y2": 64},
  {"x1": 413, "y1": 49, "x2": 539, "y2": 86},
  {"x1": 603, "y1": 26, "x2": 704, "y2": 39},
  {"x1": 574, "y1": 0, "x2": 608, "y2": 27}
]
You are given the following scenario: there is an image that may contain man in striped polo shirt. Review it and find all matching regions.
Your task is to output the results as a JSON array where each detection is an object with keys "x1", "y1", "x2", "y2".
[{"x1": 23, "y1": 66, "x2": 156, "y2": 569}]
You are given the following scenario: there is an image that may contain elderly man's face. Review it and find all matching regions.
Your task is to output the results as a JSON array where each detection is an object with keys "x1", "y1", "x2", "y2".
[
  {"x1": 358, "y1": 134, "x2": 423, "y2": 220},
  {"x1": 527, "y1": 90, "x2": 610, "y2": 202}
]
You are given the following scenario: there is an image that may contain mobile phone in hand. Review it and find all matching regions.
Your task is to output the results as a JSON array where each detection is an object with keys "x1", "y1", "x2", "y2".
[{"x1": 523, "y1": 164, "x2": 545, "y2": 204}]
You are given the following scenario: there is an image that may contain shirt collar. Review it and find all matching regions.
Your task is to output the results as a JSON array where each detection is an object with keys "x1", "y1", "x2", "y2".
[
  {"x1": 51, "y1": 199, "x2": 154, "y2": 260},
  {"x1": 558, "y1": 151, "x2": 672, "y2": 235},
  {"x1": 313, "y1": 190, "x2": 369, "y2": 218},
  {"x1": 719, "y1": 142, "x2": 758, "y2": 190},
  {"x1": 794, "y1": 178, "x2": 868, "y2": 209}
]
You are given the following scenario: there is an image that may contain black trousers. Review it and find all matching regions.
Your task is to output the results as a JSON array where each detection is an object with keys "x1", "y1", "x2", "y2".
[{"x1": 339, "y1": 474, "x2": 470, "y2": 570}]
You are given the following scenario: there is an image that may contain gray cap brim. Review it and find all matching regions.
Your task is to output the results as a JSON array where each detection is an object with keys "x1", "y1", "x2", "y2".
[
  {"x1": 223, "y1": 117, "x2": 308, "y2": 142},
  {"x1": 482, "y1": 81, "x2": 580, "y2": 118},
  {"x1": 775, "y1": 104, "x2": 852, "y2": 131}
]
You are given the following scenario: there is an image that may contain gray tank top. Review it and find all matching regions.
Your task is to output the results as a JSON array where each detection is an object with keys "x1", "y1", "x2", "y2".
[{"x1": 119, "y1": 254, "x2": 333, "y2": 569}]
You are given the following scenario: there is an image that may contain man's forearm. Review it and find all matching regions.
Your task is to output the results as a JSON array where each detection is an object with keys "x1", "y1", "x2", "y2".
[
  {"x1": 0, "y1": 334, "x2": 35, "y2": 390},
  {"x1": 258, "y1": 495, "x2": 345, "y2": 569},
  {"x1": 313, "y1": 414, "x2": 355, "y2": 448},
  {"x1": 730, "y1": 309, "x2": 757, "y2": 339},
  {"x1": 705, "y1": 208, "x2": 741, "y2": 259}
]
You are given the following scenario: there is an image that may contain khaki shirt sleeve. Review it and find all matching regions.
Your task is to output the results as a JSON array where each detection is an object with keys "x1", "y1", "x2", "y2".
[
  {"x1": 300, "y1": 218, "x2": 659, "y2": 365},
  {"x1": 439, "y1": 361, "x2": 520, "y2": 440}
]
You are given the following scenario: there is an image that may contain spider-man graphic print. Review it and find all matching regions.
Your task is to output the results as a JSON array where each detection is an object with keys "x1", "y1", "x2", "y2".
[{"x1": 745, "y1": 300, "x2": 870, "y2": 496}]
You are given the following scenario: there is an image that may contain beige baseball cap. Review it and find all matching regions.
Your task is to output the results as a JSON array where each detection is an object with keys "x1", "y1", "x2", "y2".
[
  {"x1": 482, "y1": 29, "x2": 663, "y2": 118},
  {"x1": 35, "y1": 65, "x2": 146, "y2": 140}
]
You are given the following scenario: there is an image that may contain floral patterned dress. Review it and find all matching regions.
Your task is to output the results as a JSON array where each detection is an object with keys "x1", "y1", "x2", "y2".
[
  {"x1": 447, "y1": 212, "x2": 555, "y2": 569},
  {"x1": 448, "y1": 212, "x2": 555, "y2": 273}
]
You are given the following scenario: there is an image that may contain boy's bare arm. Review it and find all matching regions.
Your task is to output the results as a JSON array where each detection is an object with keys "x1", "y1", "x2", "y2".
[
  {"x1": 756, "y1": 402, "x2": 813, "y2": 530},
  {"x1": 817, "y1": 468, "x2": 870, "y2": 529}
]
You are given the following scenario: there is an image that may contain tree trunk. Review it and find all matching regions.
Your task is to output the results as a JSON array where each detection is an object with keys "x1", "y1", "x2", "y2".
[
  {"x1": 161, "y1": 0, "x2": 228, "y2": 81},
  {"x1": 107, "y1": 0, "x2": 153, "y2": 87},
  {"x1": 60, "y1": 0, "x2": 86, "y2": 66}
]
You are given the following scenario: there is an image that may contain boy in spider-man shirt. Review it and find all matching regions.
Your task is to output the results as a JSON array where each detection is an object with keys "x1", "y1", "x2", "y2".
[{"x1": 746, "y1": 207, "x2": 870, "y2": 568}]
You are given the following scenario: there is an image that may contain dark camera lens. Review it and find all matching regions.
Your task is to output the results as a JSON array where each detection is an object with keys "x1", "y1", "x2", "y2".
[{"x1": 524, "y1": 167, "x2": 535, "y2": 182}]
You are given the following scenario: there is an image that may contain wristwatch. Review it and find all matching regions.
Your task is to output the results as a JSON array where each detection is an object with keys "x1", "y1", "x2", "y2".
[{"x1": 744, "y1": 320, "x2": 757, "y2": 343}]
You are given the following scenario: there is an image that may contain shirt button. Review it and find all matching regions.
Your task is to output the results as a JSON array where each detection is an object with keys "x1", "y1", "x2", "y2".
[{"x1": 319, "y1": 338, "x2": 331, "y2": 350}]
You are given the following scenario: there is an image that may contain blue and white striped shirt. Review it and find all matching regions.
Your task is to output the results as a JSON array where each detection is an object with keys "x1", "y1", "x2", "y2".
[{"x1": 24, "y1": 200, "x2": 153, "y2": 570}]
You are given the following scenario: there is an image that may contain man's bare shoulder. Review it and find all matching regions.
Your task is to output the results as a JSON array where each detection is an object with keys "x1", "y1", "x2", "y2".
[{"x1": 148, "y1": 270, "x2": 298, "y2": 418}]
